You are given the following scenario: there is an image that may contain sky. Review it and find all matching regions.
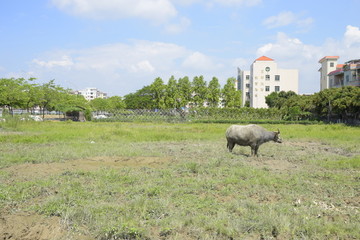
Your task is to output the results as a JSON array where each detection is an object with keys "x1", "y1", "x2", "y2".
[{"x1": 1, "y1": 0, "x2": 360, "y2": 97}]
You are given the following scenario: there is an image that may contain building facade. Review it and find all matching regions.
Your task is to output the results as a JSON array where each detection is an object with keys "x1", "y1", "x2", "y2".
[
  {"x1": 237, "y1": 56, "x2": 299, "y2": 108},
  {"x1": 326, "y1": 58, "x2": 360, "y2": 89},
  {"x1": 318, "y1": 56, "x2": 340, "y2": 90},
  {"x1": 74, "y1": 88, "x2": 108, "y2": 101}
]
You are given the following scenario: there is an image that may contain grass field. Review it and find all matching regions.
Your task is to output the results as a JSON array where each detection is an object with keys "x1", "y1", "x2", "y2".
[{"x1": 0, "y1": 121, "x2": 359, "y2": 240}]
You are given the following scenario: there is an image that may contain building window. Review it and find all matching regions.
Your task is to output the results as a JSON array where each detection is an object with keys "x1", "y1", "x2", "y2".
[
  {"x1": 330, "y1": 62, "x2": 334, "y2": 67},
  {"x1": 265, "y1": 75, "x2": 270, "y2": 81},
  {"x1": 246, "y1": 75, "x2": 250, "y2": 80},
  {"x1": 275, "y1": 86, "x2": 280, "y2": 92},
  {"x1": 246, "y1": 84, "x2": 250, "y2": 88},
  {"x1": 265, "y1": 86, "x2": 270, "y2": 92},
  {"x1": 275, "y1": 75, "x2": 280, "y2": 81}
]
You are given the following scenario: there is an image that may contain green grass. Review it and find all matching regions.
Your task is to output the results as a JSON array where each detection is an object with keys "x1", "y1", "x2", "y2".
[{"x1": 0, "y1": 121, "x2": 359, "y2": 239}]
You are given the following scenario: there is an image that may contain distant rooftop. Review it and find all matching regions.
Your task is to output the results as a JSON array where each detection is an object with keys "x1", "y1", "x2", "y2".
[
  {"x1": 255, "y1": 56, "x2": 274, "y2": 62},
  {"x1": 318, "y1": 56, "x2": 339, "y2": 63}
]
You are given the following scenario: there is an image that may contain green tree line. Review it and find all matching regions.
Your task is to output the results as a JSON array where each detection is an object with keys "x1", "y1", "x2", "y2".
[
  {"x1": 0, "y1": 78, "x2": 89, "y2": 117},
  {"x1": 265, "y1": 86, "x2": 360, "y2": 121},
  {"x1": 1, "y1": 77, "x2": 359, "y2": 122},
  {"x1": 123, "y1": 76, "x2": 241, "y2": 109}
]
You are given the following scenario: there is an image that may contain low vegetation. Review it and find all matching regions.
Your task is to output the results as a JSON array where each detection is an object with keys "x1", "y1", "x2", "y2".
[{"x1": 0, "y1": 121, "x2": 359, "y2": 239}]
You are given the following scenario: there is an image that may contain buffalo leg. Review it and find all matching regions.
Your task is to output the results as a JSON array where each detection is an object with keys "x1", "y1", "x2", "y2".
[
  {"x1": 227, "y1": 141, "x2": 235, "y2": 152},
  {"x1": 254, "y1": 145, "x2": 259, "y2": 157}
]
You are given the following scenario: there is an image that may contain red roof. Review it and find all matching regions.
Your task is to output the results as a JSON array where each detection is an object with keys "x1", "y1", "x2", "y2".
[
  {"x1": 255, "y1": 56, "x2": 274, "y2": 62},
  {"x1": 328, "y1": 69, "x2": 343, "y2": 76}
]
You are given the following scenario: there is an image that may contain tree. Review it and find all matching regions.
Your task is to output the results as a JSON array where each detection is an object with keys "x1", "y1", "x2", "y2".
[
  {"x1": 37, "y1": 80, "x2": 66, "y2": 118},
  {"x1": 265, "y1": 92, "x2": 278, "y2": 108},
  {"x1": 149, "y1": 77, "x2": 166, "y2": 109},
  {"x1": 24, "y1": 81, "x2": 44, "y2": 113},
  {"x1": 265, "y1": 91, "x2": 297, "y2": 109},
  {"x1": 222, "y1": 77, "x2": 241, "y2": 108},
  {"x1": 55, "y1": 91, "x2": 88, "y2": 114},
  {"x1": 331, "y1": 86, "x2": 360, "y2": 120},
  {"x1": 313, "y1": 88, "x2": 338, "y2": 121},
  {"x1": 90, "y1": 97, "x2": 109, "y2": 112},
  {"x1": 124, "y1": 86, "x2": 155, "y2": 109},
  {"x1": 208, "y1": 77, "x2": 221, "y2": 107},
  {"x1": 177, "y1": 76, "x2": 192, "y2": 108},
  {"x1": 192, "y1": 76, "x2": 208, "y2": 107},
  {"x1": 0, "y1": 78, "x2": 29, "y2": 114},
  {"x1": 164, "y1": 76, "x2": 180, "y2": 109},
  {"x1": 107, "y1": 96, "x2": 126, "y2": 112}
]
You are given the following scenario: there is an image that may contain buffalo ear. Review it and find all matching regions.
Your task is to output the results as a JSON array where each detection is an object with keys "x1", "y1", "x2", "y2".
[{"x1": 277, "y1": 129, "x2": 280, "y2": 134}]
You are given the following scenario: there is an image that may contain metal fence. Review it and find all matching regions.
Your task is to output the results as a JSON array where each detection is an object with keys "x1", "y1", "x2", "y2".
[
  {"x1": 94, "y1": 109, "x2": 188, "y2": 123},
  {"x1": 93, "y1": 108, "x2": 286, "y2": 123}
]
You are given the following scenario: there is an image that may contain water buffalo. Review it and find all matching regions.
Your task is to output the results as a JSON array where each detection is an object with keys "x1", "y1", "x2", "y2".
[{"x1": 225, "y1": 124, "x2": 282, "y2": 157}]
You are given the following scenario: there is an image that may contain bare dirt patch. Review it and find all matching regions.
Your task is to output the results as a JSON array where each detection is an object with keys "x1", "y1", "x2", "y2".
[
  {"x1": 244, "y1": 158, "x2": 299, "y2": 172},
  {"x1": 284, "y1": 141, "x2": 355, "y2": 157},
  {"x1": 0, "y1": 210, "x2": 92, "y2": 240},
  {"x1": 3, "y1": 156, "x2": 171, "y2": 181},
  {"x1": 1, "y1": 211, "x2": 71, "y2": 240}
]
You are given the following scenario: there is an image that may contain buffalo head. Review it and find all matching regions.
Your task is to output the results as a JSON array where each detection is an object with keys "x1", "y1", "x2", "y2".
[{"x1": 274, "y1": 129, "x2": 282, "y2": 143}]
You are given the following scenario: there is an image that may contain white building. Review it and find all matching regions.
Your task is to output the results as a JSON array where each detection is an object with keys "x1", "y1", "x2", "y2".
[
  {"x1": 320, "y1": 56, "x2": 360, "y2": 89},
  {"x1": 318, "y1": 56, "x2": 340, "y2": 90},
  {"x1": 237, "y1": 56, "x2": 299, "y2": 108},
  {"x1": 75, "y1": 88, "x2": 108, "y2": 101}
]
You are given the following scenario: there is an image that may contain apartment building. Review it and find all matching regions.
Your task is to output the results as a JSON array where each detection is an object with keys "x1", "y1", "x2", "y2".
[
  {"x1": 74, "y1": 88, "x2": 108, "y2": 101},
  {"x1": 237, "y1": 56, "x2": 299, "y2": 108},
  {"x1": 318, "y1": 56, "x2": 340, "y2": 90},
  {"x1": 320, "y1": 56, "x2": 360, "y2": 89}
]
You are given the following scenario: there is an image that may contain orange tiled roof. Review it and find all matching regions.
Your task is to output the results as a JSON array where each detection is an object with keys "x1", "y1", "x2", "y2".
[
  {"x1": 336, "y1": 64, "x2": 344, "y2": 69},
  {"x1": 318, "y1": 56, "x2": 339, "y2": 63},
  {"x1": 255, "y1": 56, "x2": 274, "y2": 62}
]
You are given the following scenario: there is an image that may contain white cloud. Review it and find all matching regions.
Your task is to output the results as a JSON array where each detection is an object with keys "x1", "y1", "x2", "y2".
[
  {"x1": 263, "y1": 11, "x2": 296, "y2": 28},
  {"x1": 172, "y1": 0, "x2": 261, "y2": 6},
  {"x1": 29, "y1": 41, "x2": 228, "y2": 95},
  {"x1": 165, "y1": 17, "x2": 191, "y2": 34},
  {"x1": 182, "y1": 51, "x2": 221, "y2": 70},
  {"x1": 131, "y1": 60, "x2": 155, "y2": 73},
  {"x1": 32, "y1": 55, "x2": 74, "y2": 68},
  {"x1": 52, "y1": 0, "x2": 262, "y2": 22},
  {"x1": 255, "y1": 25, "x2": 360, "y2": 93},
  {"x1": 51, "y1": 0, "x2": 263, "y2": 33},
  {"x1": 263, "y1": 11, "x2": 313, "y2": 31},
  {"x1": 344, "y1": 25, "x2": 360, "y2": 48},
  {"x1": 212, "y1": 0, "x2": 262, "y2": 6},
  {"x1": 51, "y1": 0, "x2": 178, "y2": 23}
]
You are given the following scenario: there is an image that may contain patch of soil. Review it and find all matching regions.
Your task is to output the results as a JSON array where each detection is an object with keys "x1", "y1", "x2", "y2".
[
  {"x1": 284, "y1": 141, "x2": 355, "y2": 157},
  {"x1": 0, "y1": 211, "x2": 91, "y2": 240},
  {"x1": 245, "y1": 158, "x2": 299, "y2": 172},
  {"x1": 3, "y1": 156, "x2": 171, "y2": 181}
]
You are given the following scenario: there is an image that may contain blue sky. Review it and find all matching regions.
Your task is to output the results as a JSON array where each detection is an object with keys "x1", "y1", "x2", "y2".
[{"x1": 1, "y1": 0, "x2": 360, "y2": 96}]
